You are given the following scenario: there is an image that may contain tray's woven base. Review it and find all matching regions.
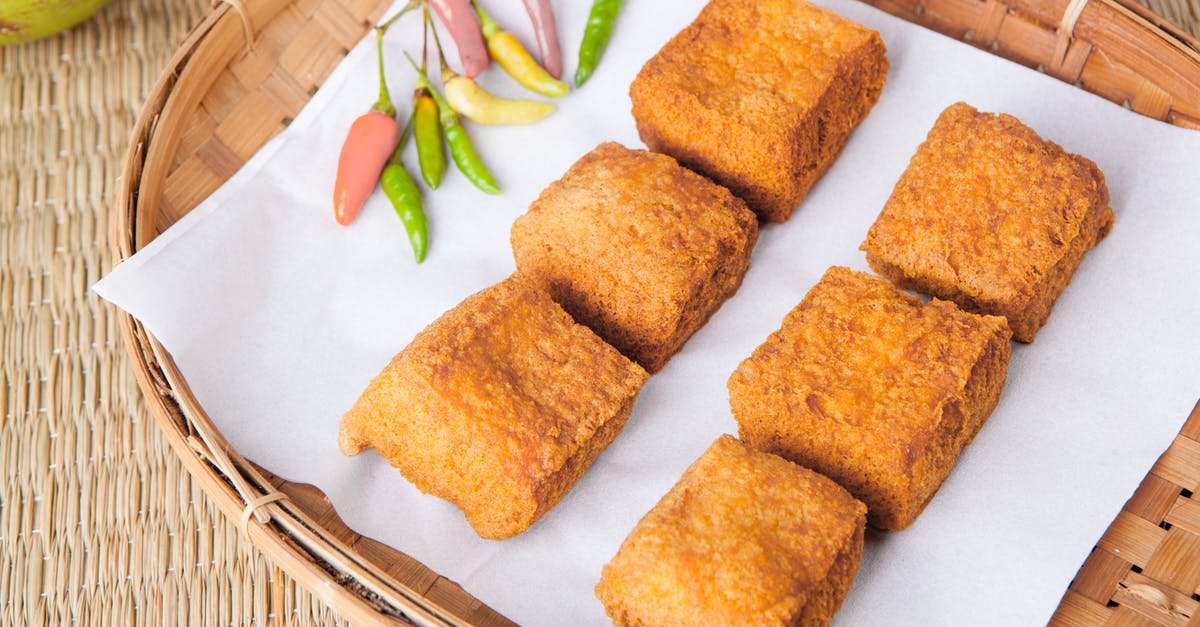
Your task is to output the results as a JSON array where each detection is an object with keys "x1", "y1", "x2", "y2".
[
  {"x1": 1051, "y1": 400, "x2": 1200, "y2": 625},
  {"x1": 1147, "y1": 0, "x2": 1200, "y2": 37},
  {"x1": 1, "y1": 0, "x2": 1198, "y2": 626},
  {"x1": 0, "y1": 1, "x2": 346, "y2": 624}
]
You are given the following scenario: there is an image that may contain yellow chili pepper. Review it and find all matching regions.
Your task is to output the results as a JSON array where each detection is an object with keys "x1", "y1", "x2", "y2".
[
  {"x1": 473, "y1": 1, "x2": 568, "y2": 98},
  {"x1": 442, "y1": 69, "x2": 555, "y2": 125}
]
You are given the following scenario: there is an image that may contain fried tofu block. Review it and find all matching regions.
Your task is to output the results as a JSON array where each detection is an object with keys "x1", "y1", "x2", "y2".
[
  {"x1": 630, "y1": 0, "x2": 888, "y2": 223},
  {"x1": 728, "y1": 267, "x2": 1012, "y2": 530},
  {"x1": 338, "y1": 275, "x2": 649, "y2": 540},
  {"x1": 596, "y1": 435, "x2": 866, "y2": 626},
  {"x1": 511, "y1": 142, "x2": 758, "y2": 373},
  {"x1": 861, "y1": 102, "x2": 1114, "y2": 342}
]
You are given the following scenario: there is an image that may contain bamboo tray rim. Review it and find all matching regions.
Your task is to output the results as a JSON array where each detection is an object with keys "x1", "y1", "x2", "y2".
[
  {"x1": 112, "y1": 0, "x2": 1200, "y2": 625},
  {"x1": 115, "y1": 4, "x2": 501, "y2": 624}
]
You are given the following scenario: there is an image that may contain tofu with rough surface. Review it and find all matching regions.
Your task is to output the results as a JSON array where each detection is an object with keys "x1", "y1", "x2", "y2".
[
  {"x1": 338, "y1": 274, "x2": 648, "y2": 540},
  {"x1": 728, "y1": 267, "x2": 1012, "y2": 530},
  {"x1": 511, "y1": 142, "x2": 758, "y2": 373},
  {"x1": 630, "y1": 0, "x2": 889, "y2": 223},
  {"x1": 595, "y1": 435, "x2": 866, "y2": 627},
  {"x1": 861, "y1": 102, "x2": 1114, "y2": 342}
]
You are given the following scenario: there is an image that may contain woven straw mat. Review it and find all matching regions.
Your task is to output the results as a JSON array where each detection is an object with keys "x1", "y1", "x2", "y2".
[
  {"x1": 0, "y1": 0, "x2": 349, "y2": 623},
  {"x1": 1, "y1": 0, "x2": 1197, "y2": 625}
]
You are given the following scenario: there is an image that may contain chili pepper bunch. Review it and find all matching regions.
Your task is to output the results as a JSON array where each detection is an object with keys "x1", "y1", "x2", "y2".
[{"x1": 332, "y1": 0, "x2": 626, "y2": 264}]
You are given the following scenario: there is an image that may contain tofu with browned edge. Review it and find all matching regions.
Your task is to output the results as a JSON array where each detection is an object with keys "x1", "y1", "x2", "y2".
[
  {"x1": 861, "y1": 102, "x2": 1114, "y2": 342},
  {"x1": 630, "y1": 0, "x2": 888, "y2": 222},
  {"x1": 511, "y1": 142, "x2": 758, "y2": 373},
  {"x1": 728, "y1": 267, "x2": 1012, "y2": 530},
  {"x1": 596, "y1": 435, "x2": 866, "y2": 626},
  {"x1": 338, "y1": 275, "x2": 648, "y2": 540}
]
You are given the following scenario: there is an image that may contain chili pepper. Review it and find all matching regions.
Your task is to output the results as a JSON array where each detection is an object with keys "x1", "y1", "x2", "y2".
[
  {"x1": 333, "y1": 27, "x2": 401, "y2": 226},
  {"x1": 382, "y1": 117, "x2": 428, "y2": 263},
  {"x1": 413, "y1": 8, "x2": 446, "y2": 189},
  {"x1": 575, "y1": 0, "x2": 624, "y2": 88},
  {"x1": 382, "y1": 164, "x2": 427, "y2": 261},
  {"x1": 413, "y1": 91, "x2": 445, "y2": 187},
  {"x1": 443, "y1": 73, "x2": 555, "y2": 125},
  {"x1": 429, "y1": 0, "x2": 489, "y2": 77},
  {"x1": 442, "y1": 122, "x2": 498, "y2": 194},
  {"x1": 427, "y1": 9, "x2": 554, "y2": 125},
  {"x1": 473, "y1": 1, "x2": 568, "y2": 98},
  {"x1": 522, "y1": 0, "x2": 562, "y2": 80},
  {"x1": 405, "y1": 53, "x2": 500, "y2": 195}
]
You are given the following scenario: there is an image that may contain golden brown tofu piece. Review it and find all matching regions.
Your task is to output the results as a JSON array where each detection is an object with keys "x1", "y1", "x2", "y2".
[
  {"x1": 511, "y1": 142, "x2": 758, "y2": 373},
  {"x1": 861, "y1": 102, "x2": 1114, "y2": 342},
  {"x1": 338, "y1": 275, "x2": 648, "y2": 540},
  {"x1": 595, "y1": 435, "x2": 866, "y2": 626},
  {"x1": 630, "y1": 0, "x2": 888, "y2": 223},
  {"x1": 728, "y1": 267, "x2": 1012, "y2": 530}
]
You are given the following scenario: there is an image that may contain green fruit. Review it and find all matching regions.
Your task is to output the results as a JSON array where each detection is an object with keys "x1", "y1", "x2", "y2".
[{"x1": 0, "y1": 0, "x2": 111, "y2": 46}]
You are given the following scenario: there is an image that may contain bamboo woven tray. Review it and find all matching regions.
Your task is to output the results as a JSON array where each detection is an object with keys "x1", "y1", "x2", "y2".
[{"x1": 112, "y1": 0, "x2": 1200, "y2": 624}]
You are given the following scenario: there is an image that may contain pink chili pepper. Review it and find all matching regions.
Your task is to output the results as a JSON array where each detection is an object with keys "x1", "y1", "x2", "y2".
[
  {"x1": 522, "y1": 0, "x2": 563, "y2": 79},
  {"x1": 429, "y1": 0, "x2": 489, "y2": 77}
]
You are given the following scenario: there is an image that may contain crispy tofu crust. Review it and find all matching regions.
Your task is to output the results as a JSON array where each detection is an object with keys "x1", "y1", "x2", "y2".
[
  {"x1": 861, "y1": 102, "x2": 1114, "y2": 342},
  {"x1": 630, "y1": 0, "x2": 888, "y2": 223},
  {"x1": 595, "y1": 435, "x2": 866, "y2": 626},
  {"x1": 338, "y1": 275, "x2": 649, "y2": 540},
  {"x1": 511, "y1": 142, "x2": 758, "y2": 373},
  {"x1": 728, "y1": 267, "x2": 1012, "y2": 530}
]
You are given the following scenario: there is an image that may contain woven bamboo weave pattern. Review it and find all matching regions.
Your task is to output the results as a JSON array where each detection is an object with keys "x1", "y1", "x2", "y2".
[
  {"x1": 0, "y1": 1, "x2": 349, "y2": 624},
  {"x1": 144, "y1": 0, "x2": 391, "y2": 238},
  {"x1": 1146, "y1": 0, "x2": 1200, "y2": 36},
  {"x1": 1050, "y1": 400, "x2": 1200, "y2": 626},
  {"x1": 862, "y1": 0, "x2": 1200, "y2": 127}
]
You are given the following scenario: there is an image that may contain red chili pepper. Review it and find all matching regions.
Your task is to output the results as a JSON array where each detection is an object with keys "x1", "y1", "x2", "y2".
[
  {"x1": 522, "y1": 0, "x2": 562, "y2": 79},
  {"x1": 333, "y1": 28, "x2": 402, "y2": 226},
  {"x1": 429, "y1": 0, "x2": 489, "y2": 78}
]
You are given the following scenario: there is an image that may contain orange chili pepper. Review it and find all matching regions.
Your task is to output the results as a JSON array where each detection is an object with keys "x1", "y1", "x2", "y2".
[{"x1": 333, "y1": 28, "x2": 402, "y2": 226}]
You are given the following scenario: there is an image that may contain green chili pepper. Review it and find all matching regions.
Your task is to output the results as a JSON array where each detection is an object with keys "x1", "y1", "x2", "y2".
[
  {"x1": 413, "y1": 12, "x2": 446, "y2": 189},
  {"x1": 441, "y1": 123, "x2": 499, "y2": 194},
  {"x1": 382, "y1": 116, "x2": 428, "y2": 262},
  {"x1": 412, "y1": 91, "x2": 445, "y2": 188},
  {"x1": 382, "y1": 157, "x2": 428, "y2": 262},
  {"x1": 575, "y1": 0, "x2": 624, "y2": 87},
  {"x1": 405, "y1": 52, "x2": 500, "y2": 195}
]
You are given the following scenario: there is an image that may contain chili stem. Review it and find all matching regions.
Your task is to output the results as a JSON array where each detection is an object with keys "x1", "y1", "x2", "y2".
[
  {"x1": 405, "y1": 52, "x2": 453, "y2": 124},
  {"x1": 427, "y1": 3, "x2": 452, "y2": 75},
  {"x1": 472, "y1": 1, "x2": 501, "y2": 39},
  {"x1": 378, "y1": 0, "x2": 420, "y2": 32},
  {"x1": 421, "y1": 2, "x2": 429, "y2": 74},
  {"x1": 397, "y1": 111, "x2": 415, "y2": 155},
  {"x1": 371, "y1": 28, "x2": 396, "y2": 116}
]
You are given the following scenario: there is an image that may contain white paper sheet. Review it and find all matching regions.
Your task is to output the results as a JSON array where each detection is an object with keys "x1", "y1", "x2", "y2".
[{"x1": 95, "y1": 1, "x2": 1200, "y2": 624}]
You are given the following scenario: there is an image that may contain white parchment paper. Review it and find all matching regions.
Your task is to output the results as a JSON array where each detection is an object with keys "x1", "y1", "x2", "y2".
[{"x1": 95, "y1": 1, "x2": 1200, "y2": 624}]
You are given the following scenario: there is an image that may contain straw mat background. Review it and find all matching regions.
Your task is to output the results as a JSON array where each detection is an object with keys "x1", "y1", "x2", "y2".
[
  {"x1": 0, "y1": 0, "x2": 347, "y2": 623},
  {"x1": 1, "y1": 0, "x2": 1197, "y2": 625}
]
